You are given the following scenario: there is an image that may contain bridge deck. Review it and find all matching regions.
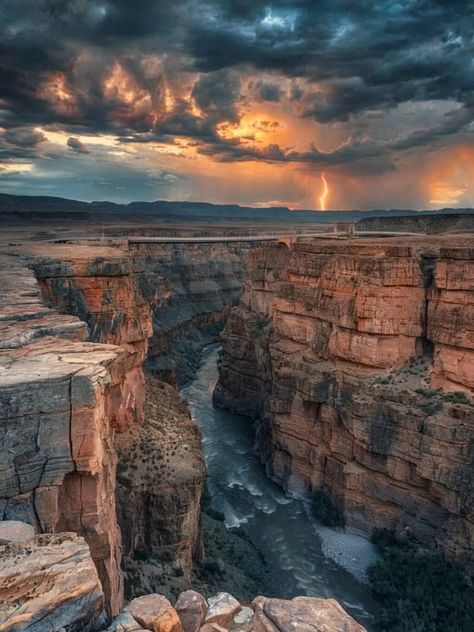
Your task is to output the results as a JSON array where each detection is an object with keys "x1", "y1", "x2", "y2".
[{"x1": 46, "y1": 230, "x2": 422, "y2": 245}]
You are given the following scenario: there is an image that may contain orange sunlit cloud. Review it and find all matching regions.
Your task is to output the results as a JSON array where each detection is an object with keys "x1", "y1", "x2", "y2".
[{"x1": 38, "y1": 72, "x2": 77, "y2": 116}]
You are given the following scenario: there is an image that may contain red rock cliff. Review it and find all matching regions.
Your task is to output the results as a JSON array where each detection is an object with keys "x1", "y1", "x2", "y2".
[
  {"x1": 32, "y1": 245, "x2": 152, "y2": 431},
  {"x1": 0, "y1": 246, "x2": 152, "y2": 616},
  {"x1": 30, "y1": 245, "x2": 208, "y2": 588},
  {"x1": 215, "y1": 237, "x2": 474, "y2": 569}
]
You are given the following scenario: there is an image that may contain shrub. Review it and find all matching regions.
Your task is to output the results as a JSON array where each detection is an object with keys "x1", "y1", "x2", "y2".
[
  {"x1": 419, "y1": 400, "x2": 443, "y2": 416},
  {"x1": 311, "y1": 489, "x2": 345, "y2": 528},
  {"x1": 443, "y1": 391, "x2": 471, "y2": 405},
  {"x1": 133, "y1": 548, "x2": 149, "y2": 562},
  {"x1": 368, "y1": 531, "x2": 474, "y2": 631},
  {"x1": 415, "y1": 387, "x2": 439, "y2": 398}
]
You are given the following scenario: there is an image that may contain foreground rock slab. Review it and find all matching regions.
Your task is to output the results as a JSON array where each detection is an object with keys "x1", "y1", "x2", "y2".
[
  {"x1": 0, "y1": 532, "x2": 105, "y2": 632},
  {"x1": 252, "y1": 596, "x2": 366, "y2": 632}
]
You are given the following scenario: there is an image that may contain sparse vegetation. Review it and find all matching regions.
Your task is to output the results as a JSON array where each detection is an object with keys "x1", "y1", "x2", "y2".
[
  {"x1": 368, "y1": 529, "x2": 474, "y2": 632},
  {"x1": 443, "y1": 391, "x2": 471, "y2": 405},
  {"x1": 311, "y1": 489, "x2": 345, "y2": 528},
  {"x1": 419, "y1": 400, "x2": 443, "y2": 416}
]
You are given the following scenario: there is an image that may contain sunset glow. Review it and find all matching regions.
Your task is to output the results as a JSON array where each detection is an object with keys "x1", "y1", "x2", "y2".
[{"x1": 0, "y1": 2, "x2": 472, "y2": 209}]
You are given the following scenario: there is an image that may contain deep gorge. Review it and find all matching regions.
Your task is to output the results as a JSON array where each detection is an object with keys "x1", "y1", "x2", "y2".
[{"x1": 0, "y1": 234, "x2": 473, "y2": 631}]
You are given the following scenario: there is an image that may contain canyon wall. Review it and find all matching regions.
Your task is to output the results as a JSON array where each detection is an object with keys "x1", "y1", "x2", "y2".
[
  {"x1": 115, "y1": 375, "x2": 205, "y2": 589},
  {"x1": 215, "y1": 238, "x2": 474, "y2": 569},
  {"x1": 0, "y1": 250, "x2": 147, "y2": 615},
  {"x1": 130, "y1": 241, "x2": 255, "y2": 385},
  {"x1": 13, "y1": 244, "x2": 211, "y2": 604},
  {"x1": 32, "y1": 245, "x2": 152, "y2": 432}
]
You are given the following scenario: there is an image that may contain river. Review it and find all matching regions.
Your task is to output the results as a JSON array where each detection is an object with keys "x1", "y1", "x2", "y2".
[{"x1": 181, "y1": 346, "x2": 380, "y2": 629}]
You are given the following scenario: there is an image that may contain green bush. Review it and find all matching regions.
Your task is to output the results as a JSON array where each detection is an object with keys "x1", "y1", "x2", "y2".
[
  {"x1": 443, "y1": 391, "x2": 471, "y2": 405},
  {"x1": 132, "y1": 548, "x2": 149, "y2": 562},
  {"x1": 368, "y1": 530, "x2": 474, "y2": 631},
  {"x1": 419, "y1": 400, "x2": 443, "y2": 416},
  {"x1": 311, "y1": 489, "x2": 345, "y2": 527}
]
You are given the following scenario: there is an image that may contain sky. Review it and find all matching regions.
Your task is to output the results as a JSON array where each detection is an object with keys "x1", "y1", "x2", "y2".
[{"x1": 0, "y1": 0, "x2": 473, "y2": 210}]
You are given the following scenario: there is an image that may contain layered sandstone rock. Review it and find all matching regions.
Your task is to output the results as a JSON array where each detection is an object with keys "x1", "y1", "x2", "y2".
[
  {"x1": 31, "y1": 245, "x2": 152, "y2": 431},
  {"x1": 0, "y1": 532, "x2": 106, "y2": 632},
  {"x1": 215, "y1": 237, "x2": 474, "y2": 569},
  {"x1": 0, "y1": 248, "x2": 153, "y2": 615},
  {"x1": 130, "y1": 242, "x2": 254, "y2": 384},
  {"x1": 115, "y1": 377, "x2": 205, "y2": 579},
  {"x1": 428, "y1": 247, "x2": 474, "y2": 391}
]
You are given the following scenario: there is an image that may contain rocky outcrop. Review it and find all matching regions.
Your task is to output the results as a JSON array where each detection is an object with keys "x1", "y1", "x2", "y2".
[
  {"x1": 0, "y1": 532, "x2": 106, "y2": 632},
  {"x1": 31, "y1": 245, "x2": 152, "y2": 431},
  {"x1": 130, "y1": 242, "x2": 254, "y2": 385},
  {"x1": 428, "y1": 247, "x2": 474, "y2": 391},
  {"x1": 115, "y1": 376, "x2": 205, "y2": 579},
  {"x1": 0, "y1": 521, "x2": 34, "y2": 545},
  {"x1": 0, "y1": 248, "x2": 154, "y2": 615},
  {"x1": 107, "y1": 590, "x2": 366, "y2": 632},
  {"x1": 215, "y1": 237, "x2": 474, "y2": 569},
  {"x1": 27, "y1": 245, "x2": 207, "y2": 589}
]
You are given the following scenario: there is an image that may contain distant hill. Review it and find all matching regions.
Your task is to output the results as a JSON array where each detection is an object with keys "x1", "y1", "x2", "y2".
[
  {"x1": 0, "y1": 192, "x2": 473, "y2": 224},
  {"x1": 358, "y1": 212, "x2": 474, "y2": 233}
]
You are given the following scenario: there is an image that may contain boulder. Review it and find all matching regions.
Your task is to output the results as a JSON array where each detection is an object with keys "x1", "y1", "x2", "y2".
[
  {"x1": 175, "y1": 590, "x2": 207, "y2": 632},
  {"x1": 252, "y1": 596, "x2": 366, "y2": 631},
  {"x1": 125, "y1": 594, "x2": 183, "y2": 632},
  {"x1": 232, "y1": 606, "x2": 254, "y2": 630},
  {"x1": 205, "y1": 593, "x2": 241, "y2": 627},
  {"x1": 105, "y1": 612, "x2": 148, "y2": 631}
]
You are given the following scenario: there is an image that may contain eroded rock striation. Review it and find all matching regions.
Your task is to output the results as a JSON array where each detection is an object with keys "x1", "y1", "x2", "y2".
[
  {"x1": 0, "y1": 247, "x2": 154, "y2": 615},
  {"x1": 0, "y1": 243, "x2": 213, "y2": 615},
  {"x1": 32, "y1": 245, "x2": 153, "y2": 431},
  {"x1": 215, "y1": 237, "x2": 474, "y2": 568}
]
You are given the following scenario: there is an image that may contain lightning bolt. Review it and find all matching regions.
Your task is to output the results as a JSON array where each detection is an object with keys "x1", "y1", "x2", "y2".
[{"x1": 319, "y1": 172, "x2": 329, "y2": 211}]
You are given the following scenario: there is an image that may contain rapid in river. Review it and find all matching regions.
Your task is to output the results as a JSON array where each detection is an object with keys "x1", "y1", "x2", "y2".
[{"x1": 181, "y1": 346, "x2": 380, "y2": 629}]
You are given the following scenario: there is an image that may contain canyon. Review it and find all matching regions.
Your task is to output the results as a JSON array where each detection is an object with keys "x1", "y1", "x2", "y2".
[
  {"x1": 0, "y1": 228, "x2": 472, "y2": 630},
  {"x1": 214, "y1": 236, "x2": 474, "y2": 570},
  {"x1": 0, "y1": 237, "x2": 262, "y2": 628}
]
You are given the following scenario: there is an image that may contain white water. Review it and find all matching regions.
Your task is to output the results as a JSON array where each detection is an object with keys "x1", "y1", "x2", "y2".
[{"x1": 181, "y1": 346, "x2": 380, "y2": 629}]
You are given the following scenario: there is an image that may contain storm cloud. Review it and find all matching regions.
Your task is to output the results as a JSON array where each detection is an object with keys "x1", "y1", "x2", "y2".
[{"x1": 0, "y1": 0, "x2": 473, "y2": 207}]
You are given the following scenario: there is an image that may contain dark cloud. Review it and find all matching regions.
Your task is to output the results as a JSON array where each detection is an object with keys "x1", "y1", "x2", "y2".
[
  {"x1": 4, "y1": 127, "x2": 46, "y2": 148},
  {"x1": 191, "y1": 69, "x2": 242, "y2": 123},
  {"x1": 0, "y1": 0, "x2": 473, "y2": 195},
  {"x1": 67, "y1": 136, "x2": 90, "y2": 154},
  {"x1": 256, "y1": 81, "x2": 282, "y2": 102}
]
